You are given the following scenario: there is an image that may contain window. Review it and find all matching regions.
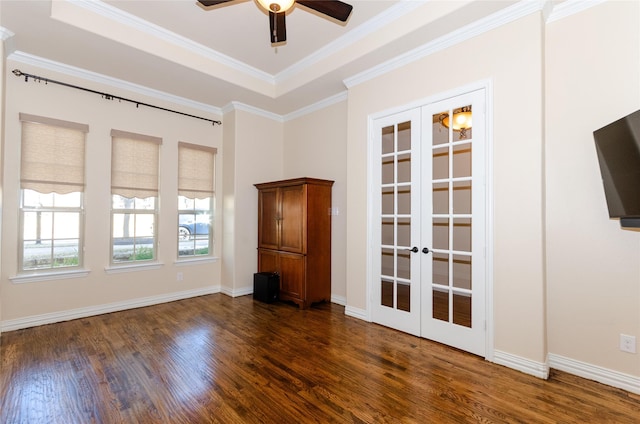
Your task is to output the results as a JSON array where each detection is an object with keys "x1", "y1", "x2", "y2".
[
  {"x1": 19, "y1": 113, "x2": 88, "y2": 272},
  {"x1": 177, "y1": 142, "x2": 216, "y2": 258},
  {"x1": 110, "y1": 130, "x2": 161, "y2": 264}
]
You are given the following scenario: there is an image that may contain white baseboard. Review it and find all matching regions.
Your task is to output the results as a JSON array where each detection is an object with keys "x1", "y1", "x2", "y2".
[
  {"x1": 1, "y1": 286, "x2": 221, "y2": 332},
  {"x1": 221, "y1": 285, "x2": 253, "y2": 298},
  {"x1": 331, "y1": 294, "x2": 346, "y2": 306},
  {"x1": 344, "y1": 305, "x2": 368, "y2": 321},
  {"x1": 492, "y1": 350, "x2": 550, "y2": 379},
  {"x1": 548, "y1": 353, "x2": 640, "y2": 395}
]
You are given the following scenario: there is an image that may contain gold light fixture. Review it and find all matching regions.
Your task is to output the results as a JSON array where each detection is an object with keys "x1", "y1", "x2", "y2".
[
  {"x1": 257, "y1": 0, "x2": 295, "y2": 12},
  {"x1": 440, "y1": 106, "x2": 472, "y2": 139}
]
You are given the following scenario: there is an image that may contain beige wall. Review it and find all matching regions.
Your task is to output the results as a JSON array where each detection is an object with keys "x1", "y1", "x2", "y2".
[
  {"x1": 545, "y1": 0, "x2": 640, "y2": 375},
  {"x1": 1, "y1": 60, "x2": 223, "y2": 324},
  {"x1": 346, "y1": 13, "x2": 547, "y2": 363},
  {"x1": 283, "y1": 101, "x2": 348, "y2": 301},
  {"x1": 221, "y1": 109, "x2": 237, "y2": 296},
  {"x1": 222, "y1": 108, "x2": 283, "y2": 294}
]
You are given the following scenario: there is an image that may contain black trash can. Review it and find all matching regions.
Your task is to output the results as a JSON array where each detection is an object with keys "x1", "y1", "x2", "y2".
[{"x1": 253, "y1": 272, "x2": 279, "y2": 303}]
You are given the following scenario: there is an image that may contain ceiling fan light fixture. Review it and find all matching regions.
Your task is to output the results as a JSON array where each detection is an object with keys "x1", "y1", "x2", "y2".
[{"x1": 257, "y1": 0, "x2": 295, "y2": 12}]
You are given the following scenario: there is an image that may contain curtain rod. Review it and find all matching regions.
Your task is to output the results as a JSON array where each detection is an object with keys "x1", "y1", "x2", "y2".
[{"x1": 12, "y1": 69, "x2": 222, "y2": 126}]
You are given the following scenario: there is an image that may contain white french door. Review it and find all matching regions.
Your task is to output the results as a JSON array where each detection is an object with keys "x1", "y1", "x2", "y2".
[
  {"x1": 370, "y1": 88, "x2": 487, "y2": 356},
  {"x1": 370, "y1": 108, "x2": 423, "y2": 337}
]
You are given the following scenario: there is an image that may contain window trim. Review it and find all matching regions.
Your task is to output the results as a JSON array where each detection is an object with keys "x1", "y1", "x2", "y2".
[
  {"x1": 19, "y1": 193, "x2": 86, "y2": 273},
  {"x1": 177, "y1": 197, "x2": 214, "y2": 259},
  {"x1": 18, "y1": 114, "x2": 88, "y2": 275},
  {"x1": 110, "y1": 129, "x2": 162, "y2": 266},
  {"x1": 11, "y1": 268, "x2": 91, "y2": 284},
  {"x1": 177, "y1": 142, "x2": 216, "y2": 260},
  {"x1": 110, "y1": 198, "x2": 159, "y2": 265}
]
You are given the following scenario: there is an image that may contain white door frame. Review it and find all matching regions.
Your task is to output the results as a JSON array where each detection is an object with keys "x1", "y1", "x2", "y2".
[{"x1": 366, "y1": 80, "x2": 495, "y2": 361}]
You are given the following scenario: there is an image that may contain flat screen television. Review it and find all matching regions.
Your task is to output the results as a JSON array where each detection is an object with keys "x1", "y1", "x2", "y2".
[{"x1": 593, "y1": 109, "x2": 640, "y2": 228}]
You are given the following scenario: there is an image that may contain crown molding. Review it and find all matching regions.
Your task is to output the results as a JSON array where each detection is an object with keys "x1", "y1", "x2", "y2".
[
  {"x1": 344, "y1": 0, "x2": 544, "y2": 89},
  {"x1": 283, "y1": 91, "x2": 347, "y2": 121},
  {"x1": 223, "y1": 91, "x2": 349, "y2": 123},
  {"x1": 70, "y1": 0, "x2": 274, "y2": 84},
  {"x1": 223, "y1": 101, "x2": 284, "y2": 123},
  {"x1": 8, "y1": 51, "x2": 222, "y2": 118},
  {"x1": 546, "y1": 0, "x2": 607, "y2": 23},
  {"x1": 275, "y1": 0, "x2": 423, "y2": 84}
]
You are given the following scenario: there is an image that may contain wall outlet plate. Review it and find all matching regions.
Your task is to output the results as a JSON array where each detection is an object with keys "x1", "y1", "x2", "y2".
[{"x1": 619, "y1": 334, "x2": 636, "y2": 353}]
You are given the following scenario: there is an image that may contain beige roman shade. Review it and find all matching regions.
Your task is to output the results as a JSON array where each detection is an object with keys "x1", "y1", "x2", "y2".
[
  {"x1": 111, "y1": 129, "x2": 162, "y2": 199},
  {"x1": 19, "y1": 113, "x2": 89, "y2": 194},
  {"x1": 178, "y1": 142, "x2": 216, "y2": 199}
]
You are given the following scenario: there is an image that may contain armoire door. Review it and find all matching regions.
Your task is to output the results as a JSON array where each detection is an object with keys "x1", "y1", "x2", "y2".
[
  {"x1": 279, "y1": 184, "x2": 306, "y2": 254},
  {"x1": 370, "y1": 88, "x2": 487, "y2": 356},
  {"x1": 257, "y1": 188, "x2": 279, "y2": 250}
]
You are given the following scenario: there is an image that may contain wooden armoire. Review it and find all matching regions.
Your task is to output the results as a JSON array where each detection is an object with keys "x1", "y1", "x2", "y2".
[{"x1": 255, "y1": 178, "x2": 333, "y2": 309}]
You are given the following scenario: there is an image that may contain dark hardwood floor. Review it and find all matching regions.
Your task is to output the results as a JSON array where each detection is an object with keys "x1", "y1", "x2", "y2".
[{"x1": 1, "y1": 293, "x2": 639, "y2": 423}]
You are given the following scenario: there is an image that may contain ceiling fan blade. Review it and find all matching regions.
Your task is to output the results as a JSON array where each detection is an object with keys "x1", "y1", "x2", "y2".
[
  {"x1": 297, "y1": 0, "x2": 353, "y2": 22},
  {"x1": 269, "y1": 11, "x2": 287, "y2": 43},
  {"x1": 197, "y1": 0, "x2": 234, "y2": 7}
]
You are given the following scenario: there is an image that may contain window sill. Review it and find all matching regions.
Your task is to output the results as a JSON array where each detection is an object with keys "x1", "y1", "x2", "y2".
[
  {"x1": 104, "y1": 262, "x2": 164, "y2": 274},
  {"x1": 11, "y1": 268, "x2": 91, "y2": 284},
  {"x1": 175, "y1": 256, "x2": 219, "y2": 266}
]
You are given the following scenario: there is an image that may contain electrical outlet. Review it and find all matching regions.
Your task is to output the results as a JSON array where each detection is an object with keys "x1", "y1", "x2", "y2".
[
  {"x1": 177, "y1": 272, "x2": 183, "y2": 282},
  {"x1": 619, "y1": 334, "x2": 636, "y2": 353}
]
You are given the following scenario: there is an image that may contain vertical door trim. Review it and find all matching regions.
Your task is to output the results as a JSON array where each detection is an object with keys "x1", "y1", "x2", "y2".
[{"x1": 365, "y1": 79, "x2": 494, "y2": 361}]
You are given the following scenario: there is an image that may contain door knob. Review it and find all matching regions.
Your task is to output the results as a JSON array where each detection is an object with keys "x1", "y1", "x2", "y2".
[
  {"x1": 422, "y1": 247, "x2": 430, "y2": 254},
  {"x1": 403, "y1": 246, "x2": 419, "y2": 253}
]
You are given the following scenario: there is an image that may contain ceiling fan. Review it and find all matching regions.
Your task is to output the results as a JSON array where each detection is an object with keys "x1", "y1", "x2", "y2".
[{"x1": 197, "y1": 0, "x2": 353, "y2": 44}]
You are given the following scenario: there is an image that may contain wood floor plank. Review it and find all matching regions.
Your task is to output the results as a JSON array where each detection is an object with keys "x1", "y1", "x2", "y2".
[{"x1": 1, "y1": 293, "x2": 639, "y2": 423}]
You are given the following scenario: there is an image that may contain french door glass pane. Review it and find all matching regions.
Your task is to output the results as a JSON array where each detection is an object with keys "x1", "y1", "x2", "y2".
[
  {"x1": 397, "y1": 250, "x2": 411, "y2": 279},
  {"x1": 453, "y1": 218, "x2": 471, "y2": 252},
  {"x1": 381, "y1": 126, "x2": 394, "y2": 154},
  {"x1": 398, "y1": 283, "x2": 410, "y2": 312},
  {"x1": 433, "y1": 111, "x2": 449, "y2": 146},
  {"x1": 432, "y1": 252, "x2": 449, "y2": 286},
  {"x1": 397, "y1": 186, "x2": 411, "y2": 215},
  {"x1": 453, "y1": 105, "x2": 473, "y2": 142},
  {"x1": 381, "y1": 279, "x2": 394, "y2": 308},
  {"x1": 432, "y1": 147, "x2": 449, "y2": 180},
  {"x1": 381, "y1": 217, "x2": 394, "y2": 245},
  {"x1": 397, "y1": 153, "x2": 411, "y2": 183},
  {"x1": 397, "y1": 217, "x2": 411, "y2": 246},
  {"x1": 433, "y1": 288, "x2": 449, "y2": 321},
  {"x1": 381, "y1": 248, "x2": 394, "y2": 277},
  {"x1": 453, "y1": 254, "x2": 472, "y2": 290},
  {"x1": 397, "y1": 121, "x2": 412, "y2": 151},
  {"x1": 382, "y1": 157, "x2": 394, "y2": 184},
  {"x1": 453, "y1": 144, "x2": 472, "y2": 178},
  {"x1": 453, "y1": 293, "x2": 472, "y2": 327},
  {"x1": 432, "y1": 218, "x2": 449, "y2": 250},
  {"x1": 433, "y1": 182, "x2": 448, "y2": 214},
  {"x1": 382, "y1": 187, "x2": 394, "y2": 215},
  {"x1": 453, "y1": 181, "x2": 471, "y2": 214}
]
